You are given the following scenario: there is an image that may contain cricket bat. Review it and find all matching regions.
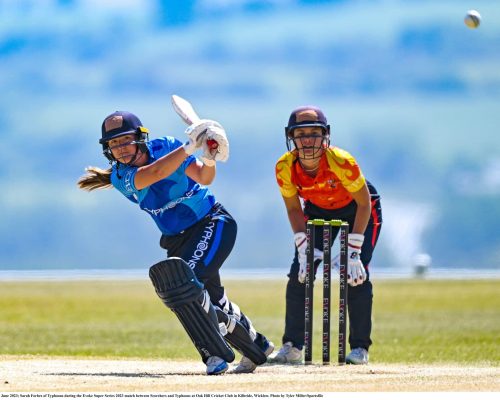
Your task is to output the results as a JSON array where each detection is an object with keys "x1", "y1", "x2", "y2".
[
  {"x1": 171, "y1": 94, "x2": 201, "y2": 125},
  {"x1": 171, "y1": 94, "x2": 218, "y2": 150}
]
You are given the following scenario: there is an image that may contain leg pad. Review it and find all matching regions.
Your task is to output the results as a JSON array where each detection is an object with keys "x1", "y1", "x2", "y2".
[
  {"x1": 216, "y1": 308, "x2": 267, "y2": 365},
  {"x1": 149, "y1": 257, "x2": 235, "y2": 363}
]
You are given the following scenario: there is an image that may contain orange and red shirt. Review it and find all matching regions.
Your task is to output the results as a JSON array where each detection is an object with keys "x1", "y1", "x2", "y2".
[{"x1": 275, "y1": 147, "x2": 366, "y2": 210}]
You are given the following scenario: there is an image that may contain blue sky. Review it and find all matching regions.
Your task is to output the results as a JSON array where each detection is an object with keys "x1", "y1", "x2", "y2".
[{"x1": 1, "y1": 0, "x2": 499, "y2": 271}]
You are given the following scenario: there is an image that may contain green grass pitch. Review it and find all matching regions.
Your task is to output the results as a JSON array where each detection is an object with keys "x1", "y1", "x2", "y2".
[{"x1": 0, "y1": 278, "x2": 498, "y2": 365}]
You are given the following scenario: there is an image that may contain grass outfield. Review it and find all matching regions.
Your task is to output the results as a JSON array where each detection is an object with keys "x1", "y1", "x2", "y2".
[{"x1": 0, "y1": 279, "x2": 498, "y2": 365}]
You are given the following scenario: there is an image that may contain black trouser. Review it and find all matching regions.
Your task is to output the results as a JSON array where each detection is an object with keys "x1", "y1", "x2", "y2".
[
  {"x1": 160, "y1": 202, "x2": 256, "y2": 335},
  {"x1": 160, "y1": 203, "x2": 236, "y2": 305},
  {"x1": 283, "y1": 181, "x2": 382, "y2": 351}
]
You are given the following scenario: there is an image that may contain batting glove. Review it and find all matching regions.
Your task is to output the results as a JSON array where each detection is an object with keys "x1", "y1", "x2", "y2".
[
  {"x1": 205, "y1": 125, "x2": 229, "y2": 162},
  {"x1": 200, "y1": 138, "x2": 216, "y2": 166},
  {"x1": 347, "y1": 233, "x2": 366, "y2": 287},
  {"x1": 183, "y1": 119, "x2": 220, "y2": 156},
  {"x1": 199, "y1": 129, "x2": 224, "y2": 166}
]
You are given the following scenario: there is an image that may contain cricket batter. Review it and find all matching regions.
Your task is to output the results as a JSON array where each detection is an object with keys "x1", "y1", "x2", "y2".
[
  {"x1": 78, "y1": 111, "x2": 273, "y2": 374},
  {"x1": 270, "y1": 106, "x2": 382, "y2": 364}
]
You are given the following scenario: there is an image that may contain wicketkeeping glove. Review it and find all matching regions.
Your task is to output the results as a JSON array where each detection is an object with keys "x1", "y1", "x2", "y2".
[
  {"x1": 346, "y1": 233, "x2": 366, "y2": 287},
  {"x1": 295, "y1": 232, "x2": 323, "y2": 284}
]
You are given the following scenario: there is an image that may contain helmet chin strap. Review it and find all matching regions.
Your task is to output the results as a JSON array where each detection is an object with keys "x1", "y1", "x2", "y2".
[
  {"x1": 120, "y1": 145, "x2": 142, "y2": 166},
  {"x1": 112, "y1": 146, "x2": 146, "y2": 180}
]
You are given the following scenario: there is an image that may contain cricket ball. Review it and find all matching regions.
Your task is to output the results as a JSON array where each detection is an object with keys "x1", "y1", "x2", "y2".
[{"x1": 464, "y1": 9, "x2": 481, "y2": 29}]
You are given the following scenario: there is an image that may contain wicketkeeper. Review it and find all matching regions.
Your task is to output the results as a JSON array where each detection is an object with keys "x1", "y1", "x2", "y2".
[
  {"x1": 270, "y1": 105, "x2": 383, "y2": 365},
  {"x1": 78, "y1": 110, "x2": 273, "y2": 374}
]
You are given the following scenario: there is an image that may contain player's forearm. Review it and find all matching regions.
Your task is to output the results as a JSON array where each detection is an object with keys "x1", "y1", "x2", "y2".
[
  {"x1": 184, "y1": 159, "x2": 216, "y2": 185},
  {"x1": 352, "y1": 202, "x2": 371, "y2": 235},
  {"x1": 287, "y1": 208, "x2": 307, "y2": 234},
  {"x1": 282, "y1": 195, "x2": 307, "y2": 233},
  {"x1": 349, "y1": 182, "x2": 371, "y2": 235},
  {"x1": 196, "y1": 163, "x2": 216, "y2": 185},
  {"x1": 135, "y1": 147, "x2": 187, "y2": 189}
]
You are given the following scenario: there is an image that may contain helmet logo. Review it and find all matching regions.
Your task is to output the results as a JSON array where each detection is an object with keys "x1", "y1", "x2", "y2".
[
  {"x1": 104, "y1": 116, "x2": 124, "y2": 132},
  {"x1": 295, "y1": 110, "x2": 320, "y2": 123}
]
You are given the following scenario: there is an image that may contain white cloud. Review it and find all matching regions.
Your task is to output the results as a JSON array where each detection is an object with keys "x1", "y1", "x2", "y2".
[{"x1": 452, "y1": 158, "x2": 500, "y2": 195}]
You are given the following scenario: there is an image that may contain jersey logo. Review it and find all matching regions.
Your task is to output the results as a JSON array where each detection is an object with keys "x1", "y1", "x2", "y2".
[
  {"x1": 143, "y1": 190, "x2": 195, "y2": 215},
  {"x1": 187, "y1": 221, "x2": 215, "y2": 269}
]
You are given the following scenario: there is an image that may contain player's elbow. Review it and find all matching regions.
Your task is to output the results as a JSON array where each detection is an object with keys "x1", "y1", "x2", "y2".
[{"x1": 199, "y1": 175, "x2": 215, "y2": 185}]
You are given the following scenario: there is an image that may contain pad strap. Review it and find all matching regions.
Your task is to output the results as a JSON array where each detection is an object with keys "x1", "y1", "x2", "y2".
[{"x1": 215, "y1": 308, "x2": 267, "y2": 365}]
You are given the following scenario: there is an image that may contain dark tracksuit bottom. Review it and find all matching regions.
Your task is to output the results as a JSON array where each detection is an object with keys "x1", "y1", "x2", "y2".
[{"x1": 283, "y1": 181, "x2": 382, "y2": 351}]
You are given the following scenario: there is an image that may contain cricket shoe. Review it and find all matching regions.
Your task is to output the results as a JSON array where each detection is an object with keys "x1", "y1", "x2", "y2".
[
  {"x1": 231, "y1": 336, "x2": 275, "y2": 374},
  {"x1": 267, "y1": 341, "x2": 303, "y2": 364},
  {"x1": 206, "y1": 356, "x2": 228, "y2": 375},
  {"x1": 346, "y1": 348, "x2": 369, "y2": 365}
]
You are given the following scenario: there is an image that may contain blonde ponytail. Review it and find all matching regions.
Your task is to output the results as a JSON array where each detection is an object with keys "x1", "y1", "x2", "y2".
[{"x1": 78, "y1": 166, "x2": 113, "y2": 191}]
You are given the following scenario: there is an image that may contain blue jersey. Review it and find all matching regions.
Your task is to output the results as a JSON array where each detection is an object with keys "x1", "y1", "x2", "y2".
[{"x1": 111, "y1": 136, "x2": 216, "y2": 236}]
